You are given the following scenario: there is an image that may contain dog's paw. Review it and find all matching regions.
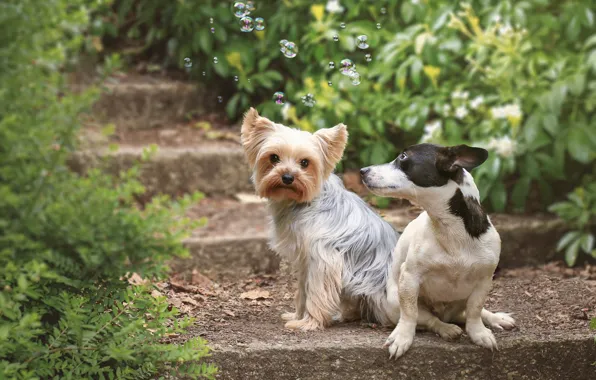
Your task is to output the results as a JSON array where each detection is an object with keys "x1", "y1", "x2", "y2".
[
  {"x1": 281, "y1": 312, "x2": 296, "y2": 321},
  {"x1": 285, "y1": 318, "x2": 323, "y2": 331},
  {"x1": 435, "y1": 322, "x2": 463, "y2": 341},
  {"x1": 385, "y1": 332, "x2": 414, "y2": 360},
  {"x1": 467, "y1": 325, "x2": 498, "y2": 351},
  {"x1": 487, "y1": 312, "x2": 516, "y2": 331}
]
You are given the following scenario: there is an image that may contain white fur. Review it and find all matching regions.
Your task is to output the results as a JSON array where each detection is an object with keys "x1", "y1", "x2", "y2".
[{"x1": 364, "y1": 164, "x2": 515, "y2": 359}]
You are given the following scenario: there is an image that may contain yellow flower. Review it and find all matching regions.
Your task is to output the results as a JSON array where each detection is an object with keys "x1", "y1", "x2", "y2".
[
  {"x1": 254, "y1": 30, "x2": 265, "y2": 40},
  {"x1": 311, "y1": 4, "x2": 324, "y2": 22},
  {"x1": 298, "y1": 119, "x2": 314, "y2": 132},
  {"x1": 226, "y1": 52, "x2": 243, "y2": 72},
  {"x1": 304, "y1": 77, "x2": 315, "y2": 90},
  {"x1": 373, "y1": 83, "x2": 382, "y2": 92},
  {"x1": 423, "y1": 65, "x2": 441, "y2": 88},
  {"x1": 398, "y1": 78, "x2": 406, "y2": 91}
]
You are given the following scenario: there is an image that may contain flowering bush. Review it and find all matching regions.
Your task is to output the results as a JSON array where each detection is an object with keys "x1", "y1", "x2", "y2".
[{"x1": 91, "y1": 0, "x2": 595, "y2": 216}]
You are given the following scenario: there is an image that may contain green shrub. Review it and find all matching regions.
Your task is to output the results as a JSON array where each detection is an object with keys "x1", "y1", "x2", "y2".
[
  {"x1": 0, "y1": 0, "x2": 215, "y2": 378},
  {"x1": 549, "y1": 182, "x2": 596, "y2": 266},
  {"x1": 90, "y1": 0, "x2": 595, "y2": 214}
]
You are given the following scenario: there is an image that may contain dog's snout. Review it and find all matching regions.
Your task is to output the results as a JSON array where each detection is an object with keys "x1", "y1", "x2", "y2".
[
  {"x1": 360, "y1": 167, "x2": 371, "y2": 177},
  {"x1": 281, "y1": 173, "x2": 294, "y2": 185}
]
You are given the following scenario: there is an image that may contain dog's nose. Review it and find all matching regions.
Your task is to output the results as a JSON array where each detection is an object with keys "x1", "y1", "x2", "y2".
[
  {"x1": 360, "y1": 167, "x2": 371, "y2": 176},
  {"x1": 281, "y1": 173, "x2": 294, "y2": 185}
]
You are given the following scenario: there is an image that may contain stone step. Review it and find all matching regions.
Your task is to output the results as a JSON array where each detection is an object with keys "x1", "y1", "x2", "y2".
[
  {"x1": 70, "y1": 124, "x2": 252, "y2": 197},
  {"x1": 168, "y1": 266, "x2": 596, "y2": 379},
  {"x1": 74, "y1": 74, "x2": 215, "y2": 131},
  {"x1": 176, "y1": 197, "x2": 569, "y2": 276}
]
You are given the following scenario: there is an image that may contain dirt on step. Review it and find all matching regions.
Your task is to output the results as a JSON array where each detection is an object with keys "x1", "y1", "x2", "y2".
[{"x1": 156, "y1": 262, "x2": 596, "y2": 348}]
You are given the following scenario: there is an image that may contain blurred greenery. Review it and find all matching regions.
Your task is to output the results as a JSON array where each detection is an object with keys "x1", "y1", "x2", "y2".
[
  {"x1": 86, "y1": 0, "x2": 596, "y2": 264},
  {"x1": 0, "y1": 0, "x2": 215, "y2": 378}
]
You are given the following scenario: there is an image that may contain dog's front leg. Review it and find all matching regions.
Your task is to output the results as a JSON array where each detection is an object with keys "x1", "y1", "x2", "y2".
[
  {"x1": 465, "y1": 278, "x2": 498, "y2": 350},
  {"x1": 284, "y1": 246, "x2": 342, "y2": 331},
  {"x1": 282, "y1": 265, "x2": 307, "y2": 322},
  {"x1": 385, "y1": 264, "x2": 419, "y2": 359}
]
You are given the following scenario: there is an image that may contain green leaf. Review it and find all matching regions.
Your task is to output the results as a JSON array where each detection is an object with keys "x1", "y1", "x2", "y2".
[
  {"x1": 490, "y1": 181, "x2": 507, "y2": 212},
  {"x1": 511, "y1": 177, "x2": 531, "y2": 211},
  {"x1": 557, "y1": 231, "x2": 581, "y2": 252},
  {"x1": 580, "y1": 234, "x2": 594, "y2": 254},
  {"x1": 411, "y1": 58, "x2": 423, "y2": 87},
  {"x1": 564, "y1": 238, "x2": 581, "y2": 267},
  {"x1": 567, "y1": 126, "x2": 593, "y2": 163},
  {"x1": 358, "y1": 116, "x2": 374, "y2": 136},
  {"x1": 568, "y1": 73, "x2": 585, "y2": 96},
  {"x1": 198, "y1": 28, "x2": 212, "y2": 53},
  {"x1": 542, "y1": 114, "x2": 558, "y2": 136},
  {"x1": 401, "y1": 2, "x2": 415, "y2": 23}
]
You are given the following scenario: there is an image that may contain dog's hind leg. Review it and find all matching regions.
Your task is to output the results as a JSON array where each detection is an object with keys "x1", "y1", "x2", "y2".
[
  {"x1": 481, "y1": 309, "x2": 516, "y2": 330},
  {"x1": 448, "y1": 309, "x2": 516, "y2": 331}
]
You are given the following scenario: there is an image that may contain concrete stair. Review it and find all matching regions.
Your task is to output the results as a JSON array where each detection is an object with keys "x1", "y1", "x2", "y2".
[{"x1": 73, "y1": 74, "x2": 595, "y2": 379}]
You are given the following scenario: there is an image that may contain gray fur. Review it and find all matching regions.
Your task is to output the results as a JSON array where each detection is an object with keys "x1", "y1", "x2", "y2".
[{"x1": 268, "y1": 173, "x2": 399, "y2": 324}]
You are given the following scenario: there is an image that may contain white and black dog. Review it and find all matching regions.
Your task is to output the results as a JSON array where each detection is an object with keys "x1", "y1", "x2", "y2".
[{"x1": 361, "y1": 143, "x2": 516, "y2": 359}]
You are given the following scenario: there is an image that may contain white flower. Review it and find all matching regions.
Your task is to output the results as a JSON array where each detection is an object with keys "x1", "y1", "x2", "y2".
[
  {"x1": 487, "y1": 136, "x2": 516, "y2": 158},
  {"x1": 442, "y1": 104, "x2": 451, "y2": 115},
  {"x1": 325, "y1": 0, "x2": 344, "y2": 14},
  {"x1": 411, "y1": 0, "x2": 420, "y2": 4},
  {"x1": 451, "y1": 90, "x2": 469, "y2": 100},
  {"x1": 493, "y1": 15, "x2": 502, "y2": 23},
  {"x1": 281, "y1": 103, "x2": 291, "y2": 120},
  {"x1": 470, "y1": 96, "x2": 484, "y2": 109},
  {"x1": 490, "y1": 103, "x2": 522, "y2": 122},
  {"x1": 498, "y1": 24, "x2": 513, "y2": 36},
  {"x1": 455, "y1": 106, "x2": 468, "y2": 119},
  {"x1": 421, "y1": 120, "x2": 442, "y2": 142}
]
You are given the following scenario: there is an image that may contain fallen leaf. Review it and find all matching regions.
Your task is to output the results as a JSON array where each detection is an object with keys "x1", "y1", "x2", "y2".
[
  {"x1": 223, "y1": 310, "x2": 236, "y2": 317},
  {"x1": 235, "y1": 193, "x2": 267, "y2": 204},
  {"x1": 128, "y1": 272, "x2": 147, "y2": 285},
  {"x1": 151, "y1": 290, "x2": 163, "y2": 298},
  {"x1": 191, "y1": 269, "x2": 213, "y2": 288},
  {"x1": 181, "y1": 295, "x2": 201, "y2": 307},
  {"x1": 240, "y1": 289, "x2": 271, "y2": 300}
]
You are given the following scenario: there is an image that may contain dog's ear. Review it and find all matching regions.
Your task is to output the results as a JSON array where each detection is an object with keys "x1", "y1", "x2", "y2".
[
  {"x1": 241, "y1": 107, "x2": 275, "y2": 167},
  {"x1": 438, "y1": 144, "x2": 488, "y2": 172},
  {"x1": 314, "y1": 123, "x2": 348, "y2": 177}
]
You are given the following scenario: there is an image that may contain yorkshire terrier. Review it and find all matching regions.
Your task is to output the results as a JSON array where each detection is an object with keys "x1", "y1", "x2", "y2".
[{"x1": 241, "y1": 108, "x2": 399, "y2": 331}]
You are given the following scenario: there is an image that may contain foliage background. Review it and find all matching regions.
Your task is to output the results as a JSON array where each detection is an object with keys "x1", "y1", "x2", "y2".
[
  {"x1": 87, "y1": 0, "x2": 596, "y2": 265},
  {"x1": 0, "y1": 0, "x2": 215, "y2": 378}
]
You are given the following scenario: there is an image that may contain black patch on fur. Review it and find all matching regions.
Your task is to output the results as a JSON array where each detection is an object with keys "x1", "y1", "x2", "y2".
[
  {"x1": 393, "y1": 144, "x2": 451, "y2": 187},
  {"x1": 448, "y1": 188, "x2": 490, "y2": 238}
]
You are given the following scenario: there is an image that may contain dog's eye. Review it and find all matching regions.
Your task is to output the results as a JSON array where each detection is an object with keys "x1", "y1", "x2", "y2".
[
  {"x1": 270, "y1": 154, "x2": 280, "y2": 164},
  {"x1": 399, "y1": 152, "x2": 408, "y2": 160},
  {"x1": 300, "y1": 159, "x2": 309, "y2": 168}
]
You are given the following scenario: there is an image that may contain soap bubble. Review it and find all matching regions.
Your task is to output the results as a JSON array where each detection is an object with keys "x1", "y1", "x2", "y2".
[
  {"x1": 210, "y1": 17, "x2": 214, "y2": 24},
  {"x1": 340, "y1": 22, "x2": 346, "y2": 29},
  {"x1": 349, "y1": 71, "x2": 361, "y2": 86},
  {"x1": 333, "y1": 35, "x2": 339, "y2": 42},
  {"x1": 356, "y1": 35, "x2": 369, "y2": 49},
  {"x1": 233, "y1": 2, "x2": 248, "y2": 18},
  {"x1": 328, "y1": 81, "x2": 333, "y2": 86},
  {"x1": 240, "y1": 16, "x2": 255, "y2": 32},
  {"x1": 246, "y1": 0, "x2": 256, "y2": 12},
  {"x1": 381, "y1": 7, "x2": 387, "y2": 14},
  {"x1": 301, "y1": 93, "x2": 316, "y2": 107},
  {"x1": 282, "y1": 41, "x2": 298, "y2": 58},
  {"x1": 328, "y1": 61, "x2": 335, "y2": 69},
  {"x1": 217, "y1": 96, "x2": 223, "y2": 103},
  {"x1": 339, "y1": 58, "x2": 355, "y2": 75},
  {"x1": 365, "y1": 53, "x2": 372, "y2": 62},
  {"x1": 210, "y1": 27, "x2": 215, "y2": 33},
  {"x1": 234, "y1": 76, "x2": 239, "y2": 82},
  {"x1": 202, "y1": 71, "x2": 206, "y2": 76},
  {"x1": 213, "y1": 57, "x2": 219, "y2": 64},
  {"x1": 255, "y1": 17, "x2": 265, "y2": 31},
  {"x1": 273, "y1": 91, "x2": 285, "y2": 105},
  {"x1": 376, "y1": 23, "x2": 382, "y2": 29},
  {"x1": 248, "y1": 78, "x2": 251, "y2": 83},
  {"x1": 183, "y1": 57, "x2": 192, "y2": 69},
  {"x1": 279, "y1": 39, "x2": 288, "y2": 54}
]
